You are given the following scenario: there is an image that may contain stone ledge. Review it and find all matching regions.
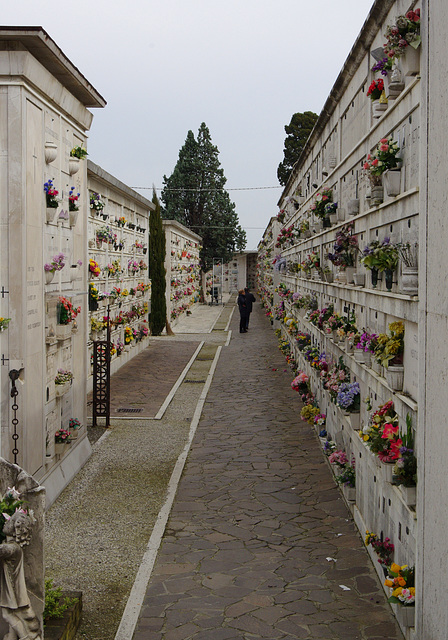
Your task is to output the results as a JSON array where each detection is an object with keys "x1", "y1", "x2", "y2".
[{"x1": 44, "y1": 591, "x2": 82, "y2": 640}]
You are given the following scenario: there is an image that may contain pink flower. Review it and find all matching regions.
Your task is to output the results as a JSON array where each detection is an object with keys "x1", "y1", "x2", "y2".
[
  {"x1": 380, "y1": 145, "x2": 389, "y2": 152},
  {"x1": 372, "y1": 158, "x2": 379, "y2": 166},
  {"x1": 382, "y1": 423, "x2": 399, "y2": 440}
]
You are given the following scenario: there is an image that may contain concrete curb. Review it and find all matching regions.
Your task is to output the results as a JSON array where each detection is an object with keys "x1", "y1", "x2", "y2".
[{"x1": 114, "y1": 345, "x2": 223, "y2": 640}]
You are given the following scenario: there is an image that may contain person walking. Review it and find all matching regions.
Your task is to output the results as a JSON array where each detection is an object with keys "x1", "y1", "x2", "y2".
[
  {"x1": 244, "y1": 287, "x2": 256, "y2": 330},
  {"x1": 237, "y1": 289, "x2": 249, "y2": 333}
]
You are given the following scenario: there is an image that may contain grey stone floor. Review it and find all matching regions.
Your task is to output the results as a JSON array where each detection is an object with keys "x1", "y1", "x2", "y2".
[{"x1": 132, "y1": 304, "x2": 404, "y2": 640}]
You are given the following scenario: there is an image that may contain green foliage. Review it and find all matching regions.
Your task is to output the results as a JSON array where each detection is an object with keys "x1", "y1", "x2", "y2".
[
  {"x1": 44, "y1": 579, "x2": 77, "y2": 625},
  {"x1": 277, "y1": 111, "x2": 319, "y2": 186},
  {"x1": 149, "y1": 190, "x2": 167, "y2": 336},
  {"x1": 161, "y1": 123, "x2": 246, "y2": 272}
]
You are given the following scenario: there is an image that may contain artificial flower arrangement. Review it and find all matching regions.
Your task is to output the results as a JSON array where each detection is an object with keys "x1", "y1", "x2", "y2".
[
  {"x1": 363, "y1": 137, "x2": 401, "y2": 185},
  {"x1": 139, "y1": 260, "x2": 148, "y2": 271},
  {"x1": 54, "y1": 369, "x2": 74, "y2": 385},
  {"x1": 124, "y1": 326, "x2": 134, "y2": 344},
  {"x1": 314, "y1": 413, "x2": 327, "y2": 437},
  {"x1": 336, "y1": 460, "x2": 356, "y2": 488},
  {"x1": 96, "y1": 226, "x2": 117, "y2": 245},
  {"x1": 275, "y1": 225, "x2": 295, "y2": 247},
  {"x1": 295, "y1": 331, "x2": 311, "y2": 352},
  {"x1": 384, "y1": 564, "x2": 415, "y2": 607},
  {"x1": 328, "y1": 449, "x2": 348, "y2": 469},
  {"x1": 327, "y1": 222, "x2": 359, "y2": 268},
  {"x1": 366, "y1": 78, "x2": 385, "y2": 100},
  {"x1": 57, "y1": 296, "x2": 81, "y2": 325},
  {"x1": 355, "y1": 331, "x2": 378, "y2": 354},
  {"x1": 44, "y1": 253, "x2": 65, "y2": 273},
  {"x1": 116, "y1": 340, "x2": 124, "y2": 355},
  {"x1": 117, "y1": 216, "x2": 127, "y2": 227},
  {"x1": 128, "y1": 259, "x2": 140, "y2": 274},
  {"x1": 360, "y1": 399, "x2": 402, "y2": 462},
  {"x1": 336, "y1": 381, "x2": 361, "y2": 413},
  {"x1": 69, "y1": 418, "x2": 81, "y2": 432},
  {"x1": 383, "y1": 9, "x2": 421, "y2": 62},
  {"x1": 44, "y1": 179, "x2": 59, "y2": 208},
  {"x1": 55, "y1": 429, "x2": 71, "y2": 444},
  {"x1": 360, "y1": 237, "x2": 400, "y2": 272},
  {"x1": 310, "y1": 189, "x2": 333, "y2": 220},
  {"x1": 291, "y1": 371, "x2": 309, "y2": 393},
  {"x1": 89, "y1": 259, "x2": 101, "y2": 277},
  {"x1": 365, "y1": 531, "x2": 395, "y2": 566},
  {"x1": 70, "y1": 146, "x2": 88, "y2": 159},
  {"x1": 90, "y1": 317, "x2": 106, "y2": 333},
  {"x1": 68, "y1": 187, "x2": 80, "y2": 212},
  {"x1": 90, "y1": 192, "x2": 105, "y2": 212},
  {"x1": 277, "y1": 209, "x2": 286, "y2": 223},
  {"x1": 374, "y1": 321, "x2": 405, "y2": 368},
  {"x1": 392, "y1": 415, "x2": 417, "y2": 488},
  {"x1": 0, "y1": 317, "x2": 11, "y2": 332}
]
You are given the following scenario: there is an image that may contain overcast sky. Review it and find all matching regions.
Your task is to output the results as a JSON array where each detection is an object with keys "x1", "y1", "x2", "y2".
[{"x1": 4, "y1": 0, "x2": 374, "y2": 250}]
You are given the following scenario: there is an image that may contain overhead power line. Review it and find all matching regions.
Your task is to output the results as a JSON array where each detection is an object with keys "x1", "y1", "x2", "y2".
[{"x1": 132, "y1": 185, "x2": 282, "y2": 192}]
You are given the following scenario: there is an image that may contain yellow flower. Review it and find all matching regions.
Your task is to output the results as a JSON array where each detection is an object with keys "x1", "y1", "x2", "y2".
[
  {"x1": 409, "y1": 587, "x2": 415, "y2": 596},
  {"x1": 392, "y1": 587, "x2": 403, "y2": 597},
  {"x1": 384, "y1": 579, "x2": 394, "y2": 587},
  {"x1": 390, "y1": 563, "x2": 401, "y2": 574}
]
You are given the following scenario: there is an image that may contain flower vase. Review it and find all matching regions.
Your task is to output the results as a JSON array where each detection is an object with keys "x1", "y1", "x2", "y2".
[
  {"x1": 371, "y1": 185, "x2": 384, "y2": 204},
  {"x1": 343, "y1": 485, "x2": 356, "y2": 502},
  {"x1": 45, "y1": 271, "x2": 55, "y2": 285},
  {"x1": 353, "y1": 272, "x2": 365, "y2": 287},
  {"x1": 324, "y1": 272, "x2": 334, "y2": 283},
  {"x1": 322, "y1": 217, "x2": 331, "y2": 229},
  {"x1": 56, "y1": 323, "x2": 73, "y2": 341},
  {"x1": 337, "y1": 207, "x2": 345, "y2": 222},
  {"x1": 401, "y1": 266, "x2": 418, "y2": 296},
  {"x1": 383, "y1": 169, "x2": 401, "y2": 197},
  {"x1": 44, "y1": 141, "x2": 58, "y2": 164},
  {"x1": 54, "y1": 442, "x2": 67, "y2": 455},
  {"x1": 55, "y1": 382, "x2": 70, "y2": 397},
  {"x1": 371, "y1": 268, "x2": 379, "y2": 288},
  {"x1": 69, "y1": 210, "x2": 79, "y2": 228},
  {"x1": 68, "y1": 156, "x2": 80, "y2": 176},
  {"x1": 345, "y1": 338, "x2": 353, "y2": 353},
  {"x1": 344, "y1": 266, "x2": 356, "y2": 284},
  {"x1": 385, "y1": 269, "x2": 395, "y2": 291},
  {"x1": 396, "y1": 605, "x2": 415, "y2": 627},
  {"x1": 349, "y1": 411, "x2": 360, "y2": 430},
  {"x1": 329, "y1": 213, "x2": 338, "y2": 226},
  {"x1": 371, "y1": 358, "x2": 382, "y2": 374},
  {"x1": 399, "y1": 485, "x2": 416, "y2": 507},
  {"x1": 347, "y1": 199, "x2": 359, "y2": 216},
  {"x1": 372, "y1": 99, "x2": 387, "y2": 119},
  {"x1": 400, "y1": 45, "x2": 420, "y2": 77},
  {"x1": 385, "y1": 365, "x2": 404, "y2": 391},
  {"x1": 46, "y1": 207, "x2": 57, "y2": 223},
  {"x1": 381, "y1": 461, "x2": 395, "y2": 483}
]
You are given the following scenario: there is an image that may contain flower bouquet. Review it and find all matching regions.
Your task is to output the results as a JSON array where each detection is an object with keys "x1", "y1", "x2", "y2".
[
  {"x1": 44, "y1": 253, "x2": 65, "y2": 274},
  {"x1": 0, "y1": 318, "x2": 11, "y2": 332},
  {"x1": 367, "y1": 78, "x2": 385, "y2": 100},
  {"x1": 44, "y1": 179, "x2": 59, "y2": 208},
  {"x1": 70, "y1": 146, "x2": 88, "y2": 159},
  {"x1": 68, "y1": 187, "x2": 80, "y2": 212},
  {"x1": 89, "y1": 259, "x2": 101, "y2": 277},
  {"x1": 90, "y1": 192, "x2": 105, "y2": 212},
  {"x1": 336, "y1": 381, "x2": 360, "y2": 413},
  {"x1": 55, "y1": 429, "x2": 71, "y2": 443},
  {"x1": 310, "y1": 189, "x2": 333, "y2": 220},
  {"x1": 57, "y1": 296, "x2": 81, "y2": 325},
  {"x1": 54, "y1": 369, "x2": 74, "y2": 385},
  {"x1": 374, "y1": 321, "x2": 405, "y2": 367},
  {"x1": 363, "y1": 137, "x2": 401, "y2": 185},
  {"x1": 384, "y1": 10, "x2": 421, "y2": 61},
  {"x1": 384, "y1": 564, "x2": 415, "y2": 606},
  {"x1": 365, "y1": 531, "x2": 394, "y2": 566}
]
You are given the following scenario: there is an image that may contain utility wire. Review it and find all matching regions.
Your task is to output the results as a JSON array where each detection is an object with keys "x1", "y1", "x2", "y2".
[{"x1": 132, "y1": 185, "x2": 282, "y2": 192}]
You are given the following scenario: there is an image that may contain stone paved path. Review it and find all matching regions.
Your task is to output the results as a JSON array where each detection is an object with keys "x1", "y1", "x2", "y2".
[{"x1": 132, "y1": 303, "x2": 404, "y2": 640}]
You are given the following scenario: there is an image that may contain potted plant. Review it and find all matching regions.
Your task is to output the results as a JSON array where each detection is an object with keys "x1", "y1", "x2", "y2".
[
  {"x1": 56, "y1": 296, "x2": 81, "y2": 340},
  {"x1": 90, "y1": 192, "x2": 105, "y2": 215},
  {"x1": 336, "y1": 382, "x2": 361, "y2": 428},
  {"x1": 336, "y1": 461, "x2": 356, "y2": 502},
  {"x1": 44, "y1": 253, "x2": 65, "y2": 284},
  {"x1": 392, "y1": 415, "x2": 417, "y2": 506},
  {"x1": 326, "y1": 222, "x2": 359, "y2": 283},
  {"x1": 54, "y1": 429, "x2": 71, "y2": 454},
  {"x1": 44, "y1": 179, "x2": 60, "y2": 222},
  {"x1": 374, "y1": 321, "x2": 405, "y2": 390},
  {"x1": 54, "y1": 370, "x2": 74, "y2": 397},
  {"x1": 384, "y1": 564, "x2": 415, "y2": 626},
  {"x1": 69, "y1": 146, "x2": 87, "y2": 175},
  {"x1": 367, "y1": 77, "x2": 387, "y2": 118}
]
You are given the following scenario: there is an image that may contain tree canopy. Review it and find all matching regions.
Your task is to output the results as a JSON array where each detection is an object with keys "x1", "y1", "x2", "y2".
[
  {"x1": 277, "y1": 111, "x2": 319, "y2": 186},
  {"x1": 149, "y1": 189, "x2": 167, "y2": 335},
  {"x1": 161, "y1": 123, "x2": 246, "y2": 271}
]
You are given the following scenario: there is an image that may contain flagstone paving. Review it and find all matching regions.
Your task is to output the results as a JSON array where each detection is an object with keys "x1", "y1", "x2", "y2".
[{"x1": 132, "y1": 304, "x2": 404, "y2": 640}]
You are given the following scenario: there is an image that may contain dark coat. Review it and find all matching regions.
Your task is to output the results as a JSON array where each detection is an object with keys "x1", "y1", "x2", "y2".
[
  {"x1": 244, "y1": 289, "x2": 256, "y2": 313},
  {"x1": 237, "y1": 293, "x2": 249, "y2": 318}
]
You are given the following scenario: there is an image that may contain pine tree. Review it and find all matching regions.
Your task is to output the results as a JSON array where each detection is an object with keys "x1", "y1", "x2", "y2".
[
  {"x1": 277, "y1": 111, "x2": 319, "y2": 186},
  {"x1": 162, "y1": 123, "x2": 246, "y2": 272},
  {"x1": 149, "y1": 189, "x2": 167, "y2": 336}
]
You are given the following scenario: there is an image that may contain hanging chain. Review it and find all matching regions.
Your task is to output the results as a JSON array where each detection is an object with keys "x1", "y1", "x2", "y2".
[{"x1": 9, "y1": 370, "x2": 20, "y2": 464}]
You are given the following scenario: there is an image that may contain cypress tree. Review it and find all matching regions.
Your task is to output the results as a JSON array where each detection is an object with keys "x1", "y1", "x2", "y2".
[{"x1": 149, "y1": 189, "x2": 167, "y2": 336}]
